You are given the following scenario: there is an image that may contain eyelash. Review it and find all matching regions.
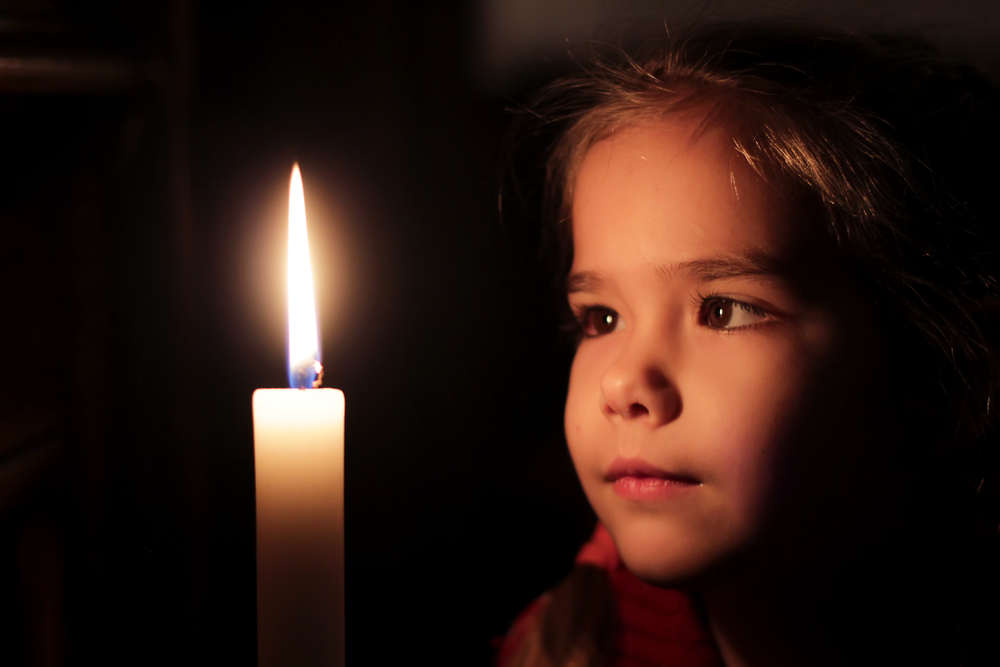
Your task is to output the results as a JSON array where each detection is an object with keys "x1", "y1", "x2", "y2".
[
  {"x1": 571, "y1": 294, "x2": 769, "y2": 339},
  {"x1": 693, "y1": 292, "x2": 769, "y2": 333}
]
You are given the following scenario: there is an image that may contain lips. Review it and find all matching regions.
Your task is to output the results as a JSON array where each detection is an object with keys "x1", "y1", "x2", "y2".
[{"x1": 605, "y1": 457, "x2": 700, "y2": 500}]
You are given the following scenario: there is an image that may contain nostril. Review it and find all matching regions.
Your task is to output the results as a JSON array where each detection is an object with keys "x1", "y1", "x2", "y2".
[{"x1": 626, "y1": 403, "x2": 649, "y2": 419}]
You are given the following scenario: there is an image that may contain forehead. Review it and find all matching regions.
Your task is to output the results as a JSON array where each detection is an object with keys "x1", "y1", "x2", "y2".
[{"x1": 571, "y1": 117, "x2": 806, "y2": 275}]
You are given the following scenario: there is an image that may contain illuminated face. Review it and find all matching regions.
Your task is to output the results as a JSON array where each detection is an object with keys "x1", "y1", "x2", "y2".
[{"x1": 564, "y1": 116, "x2": 898, "y2": 585}]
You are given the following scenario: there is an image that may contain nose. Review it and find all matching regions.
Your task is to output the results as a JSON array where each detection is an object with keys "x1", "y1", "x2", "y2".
[{"x1": 600, "y1": 339, "x2": 681, "y2": 427}]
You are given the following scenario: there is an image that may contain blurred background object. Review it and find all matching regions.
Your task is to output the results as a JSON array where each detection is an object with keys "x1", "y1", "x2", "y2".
[
  {"x1": 476, "y1": 0, "x2": 1000, "y2": 89},
  {"x1": 0, "y1": 1, "x2": 998, "y2": 665}
]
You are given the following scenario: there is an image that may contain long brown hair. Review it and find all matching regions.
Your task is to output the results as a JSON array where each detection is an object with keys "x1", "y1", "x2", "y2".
[{"x1": 506, "y1": 23, "x2": 1000, "y2": 667}]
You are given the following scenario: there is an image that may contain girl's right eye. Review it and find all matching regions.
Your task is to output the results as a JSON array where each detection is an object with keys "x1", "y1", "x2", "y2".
[{"x1": 578, "y1": 306, "x2": 620, "y2": 337}]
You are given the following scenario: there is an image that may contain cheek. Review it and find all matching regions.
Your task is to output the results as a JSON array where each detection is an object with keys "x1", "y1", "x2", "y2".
[
  {"x1": 564, "y1": 342, "x2": 610, "y2": 463},
  {"x1": 564, "y1": 339, "x2": 624, "y2": 515},
  {"x1": 692, "y1": 323, "x2": 893, "y2": 546},
  {"x1": 684, "y1": 337, "x2": 810, "y2": 520}
]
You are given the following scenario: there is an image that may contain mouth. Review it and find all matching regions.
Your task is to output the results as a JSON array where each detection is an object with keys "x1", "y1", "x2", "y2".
[{"x1": 604, "y1": 457, "x2": 701, "y2": 500}]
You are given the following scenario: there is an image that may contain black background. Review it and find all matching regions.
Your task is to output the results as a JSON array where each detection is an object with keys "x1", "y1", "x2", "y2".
[{"x1": 189, "y1": 3, "x2": 588, "y2": 665}]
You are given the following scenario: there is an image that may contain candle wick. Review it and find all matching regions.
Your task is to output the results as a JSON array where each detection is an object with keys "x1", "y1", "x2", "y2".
[{"x1": 311, "y1": 361, "x2": 324, "y2": 389}]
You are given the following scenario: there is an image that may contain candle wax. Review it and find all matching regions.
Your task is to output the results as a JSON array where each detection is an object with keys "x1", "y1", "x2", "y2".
[{"x1": 253, "y1": 388, "x2": 344, "y2": 667}]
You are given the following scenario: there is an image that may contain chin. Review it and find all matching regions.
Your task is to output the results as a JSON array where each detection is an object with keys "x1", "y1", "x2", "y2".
[{"x1": 607, "y1": 516, "x2": 735, "y2": 589}]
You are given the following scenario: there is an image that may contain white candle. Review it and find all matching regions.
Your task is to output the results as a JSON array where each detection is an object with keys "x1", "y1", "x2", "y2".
[{"x1": 252, "y1": 165, "x2": 344, "y2": 667}]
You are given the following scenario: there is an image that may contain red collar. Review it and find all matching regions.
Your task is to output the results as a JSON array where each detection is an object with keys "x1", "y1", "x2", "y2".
[
  {"x1": 578, "y1": 524, "x2": 722, "y2": 666},
  {"x1": 498, "y1": 524, "x2": 722, "y2": 667}
]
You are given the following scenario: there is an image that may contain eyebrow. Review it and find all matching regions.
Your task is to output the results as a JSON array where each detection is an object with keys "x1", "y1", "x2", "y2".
[{"x1": 566, "y1": 254, "x2": 792, "y2": 293}]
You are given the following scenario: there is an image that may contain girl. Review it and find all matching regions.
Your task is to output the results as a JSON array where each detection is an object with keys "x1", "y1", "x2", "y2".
[{"x1": 499, "y1": 24, "x2": 1000, "y2": 667}]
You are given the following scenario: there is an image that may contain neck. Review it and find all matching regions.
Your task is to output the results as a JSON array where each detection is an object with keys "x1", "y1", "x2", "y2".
[
  {"x1": 703, "y1": 567, "x2": 841, "y2": 667},
  {"x1": 701, "y1": 537, "x2": 949, "y2": 667}
]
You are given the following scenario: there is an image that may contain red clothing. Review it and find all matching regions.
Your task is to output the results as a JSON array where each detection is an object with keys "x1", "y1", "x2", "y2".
[{"x1": 498, "y1": 525, "x2": 723, "y2": 667}]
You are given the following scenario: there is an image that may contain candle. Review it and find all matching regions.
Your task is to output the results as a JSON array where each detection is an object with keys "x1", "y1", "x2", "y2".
[{"x1": 252, "y1": 164, "x2": 345, "y2": 667}]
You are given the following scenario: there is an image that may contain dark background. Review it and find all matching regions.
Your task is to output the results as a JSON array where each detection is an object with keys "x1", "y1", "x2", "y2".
[{"x1": 1, "y1": 1, "x2": 999, "y2": 665}]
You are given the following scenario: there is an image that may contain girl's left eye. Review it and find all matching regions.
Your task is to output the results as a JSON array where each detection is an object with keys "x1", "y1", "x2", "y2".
[{"x1": 701, "y1": 297, "x2": 767, "y2": 330}]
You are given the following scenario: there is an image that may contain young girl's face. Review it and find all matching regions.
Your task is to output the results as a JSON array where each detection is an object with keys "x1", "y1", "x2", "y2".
[{"x1": 564, "y1": 115, "x2": 901, "y2": 585}]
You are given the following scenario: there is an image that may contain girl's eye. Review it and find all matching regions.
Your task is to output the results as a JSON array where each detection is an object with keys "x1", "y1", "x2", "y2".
[
  {"x1": 702, "y1": 298, "x2": 767, "y2": 329},
  {"x1": 579, "y1": 306, "x2": 620, "y2": 337}
]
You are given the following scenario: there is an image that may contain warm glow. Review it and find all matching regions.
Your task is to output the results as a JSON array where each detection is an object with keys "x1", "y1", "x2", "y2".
[{"x1": 287, "y1": 164, "x2": 320, "y2": 388}]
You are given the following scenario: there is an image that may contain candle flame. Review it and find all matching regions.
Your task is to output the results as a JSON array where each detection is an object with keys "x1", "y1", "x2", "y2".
[{"x1": 287, "y1": 163, "x2": 321, "y2": 389}]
